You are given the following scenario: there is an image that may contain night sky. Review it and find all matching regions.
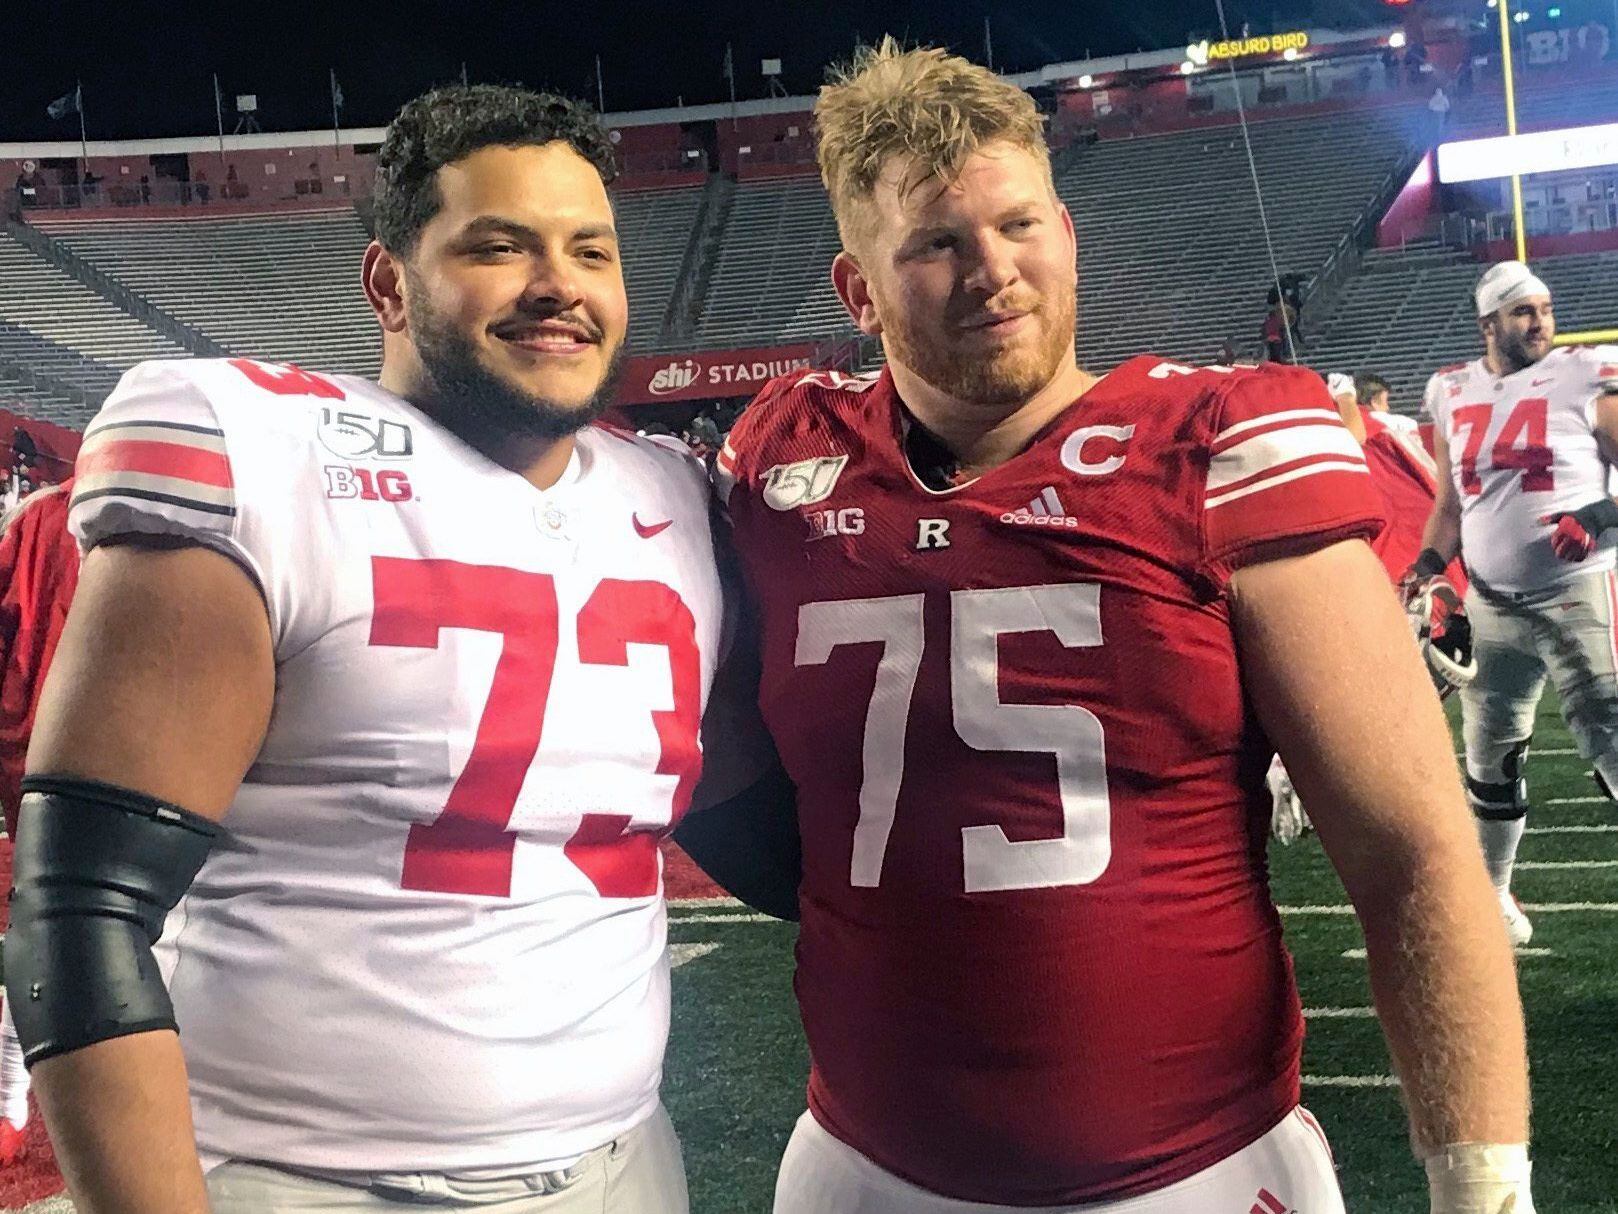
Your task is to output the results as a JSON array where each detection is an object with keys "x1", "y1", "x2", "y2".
[{"x1": 2, "y1": 0, "x2": 1394, "y2": 142}]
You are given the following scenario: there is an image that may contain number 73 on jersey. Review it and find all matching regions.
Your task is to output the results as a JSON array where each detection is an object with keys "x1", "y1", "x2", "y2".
[{"x1": 795, "y1": 583, "x2": 1111, "y2": 895}]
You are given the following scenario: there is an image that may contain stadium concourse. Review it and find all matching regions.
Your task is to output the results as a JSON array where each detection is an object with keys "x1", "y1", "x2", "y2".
[{"x1": 2, "y1": 21, "x2": 1618, "y2": 1213}]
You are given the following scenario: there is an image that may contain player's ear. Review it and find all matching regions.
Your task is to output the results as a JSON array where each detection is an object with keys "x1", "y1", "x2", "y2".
[
  {"x1": 363, "y1": 242, "x2": 410, "y2": 334},
  {"x1": 831, "y1": 251, "x2": 882, "y2": 337},
  {"x1": 1057, "y1": 200, "x2": 1078, "y2": 284}
]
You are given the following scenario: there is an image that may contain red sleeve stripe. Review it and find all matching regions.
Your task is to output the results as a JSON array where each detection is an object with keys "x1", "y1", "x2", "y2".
[
  {"x1": 76, "y1": 437, "x2": 233, "y2": 489},
  {"x1": 1205, "y1": 453, "x2": 1370, "y2": 509},
  {"x1": 1211, "y1": 408, "x2": 1341, "y2": 452},
  {"x1": 1208, "y1": 418, "x2": 1364, "y2": 491}
]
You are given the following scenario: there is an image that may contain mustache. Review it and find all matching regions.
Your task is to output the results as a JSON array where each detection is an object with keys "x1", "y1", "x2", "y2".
[
  {"x1": 490, "y1": 308, "x2": 605, "y2": 343},
  {"x1": 952, "y1": 293, "x2": 1042, "y2": 326}
]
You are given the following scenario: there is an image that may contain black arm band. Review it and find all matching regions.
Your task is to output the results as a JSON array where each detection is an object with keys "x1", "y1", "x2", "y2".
[
  {"x1": 1581, "y1": 497, "x2": 1618, "y2": 537},
  {"x1": 6, "y1": 775, "x2": 219, "y2": 1067},
  {"x1": 673, "y1": 764, "x2": 800, "y2": 921},
  {"x1": 1412, "y1": 547, "x2": 1448, "y2": 579}
]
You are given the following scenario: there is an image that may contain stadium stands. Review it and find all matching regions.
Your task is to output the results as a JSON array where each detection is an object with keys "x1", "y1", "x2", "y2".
[
  {"x1": 32, "y1": 210, "x2": 383, "y2": 377},
  {"x1": 1064, "y1": 106, "x2": 1426, "y2": 370},
  {"x1": 690, "y1": 107, "x2": 1428, "y2": 364},
  {"x1": 614, "y1": 185, "x2": 708, "y2": 352},
  {"x1": 0, "y1": 228, "x2": 186, "y2": 390},
  {"x1": 693, "y1": 176, "x2": 844, "y2": 347}
]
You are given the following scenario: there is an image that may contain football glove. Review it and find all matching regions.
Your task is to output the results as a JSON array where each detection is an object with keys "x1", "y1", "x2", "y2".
[
  {"x1": 1266, "y1": 756, "x2": 1308, "y2": 845},
  {"x1": 1540, "y1": 498, "x2": 1618, "y2": 562},
  {"x1": 1407, "y1": 576, "x2": 1477, "y2": 700},
  {"x1": 1427, "y1": 1143, "x2": 1534, "y2": 1214},
  {"x1": 1401, "y1": 548, "x2": 1450, "y2": 605}
]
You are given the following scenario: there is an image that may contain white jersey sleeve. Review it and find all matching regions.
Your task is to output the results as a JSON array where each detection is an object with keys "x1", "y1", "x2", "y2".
[{"x1": 70, "y1": 358, "x2": 338, "y2": 655}]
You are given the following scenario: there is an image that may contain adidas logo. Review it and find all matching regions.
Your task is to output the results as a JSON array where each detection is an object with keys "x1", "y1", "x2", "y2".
[{"x1": 1000, "y1": 486, "x2": 1081, "y2": 530}]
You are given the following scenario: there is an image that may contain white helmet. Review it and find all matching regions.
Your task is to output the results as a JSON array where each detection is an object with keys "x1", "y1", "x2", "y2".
[{"x1": 1407, "y1": 576, "x2": 1477, "y2": 699}]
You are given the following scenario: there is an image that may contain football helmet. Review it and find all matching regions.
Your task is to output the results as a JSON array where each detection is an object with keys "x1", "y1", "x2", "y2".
[{"x1": 1407, "y1": 576, "x2": 1477, "y2": 700}]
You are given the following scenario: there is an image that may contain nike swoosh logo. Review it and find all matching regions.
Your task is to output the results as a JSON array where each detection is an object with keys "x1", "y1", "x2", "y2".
[
  {"x1": 633, "y1": 514, "x2": 673, "y2": 539},
  {"x1": 1532, "y1": 378, "x2": 1554, "y2": 386}
]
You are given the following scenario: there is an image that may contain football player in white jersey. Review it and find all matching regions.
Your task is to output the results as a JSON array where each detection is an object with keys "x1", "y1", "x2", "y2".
[
  {"x1": 7, "y1": 86, "x2": 724, "y2": 1214},
  {"x1": 1412, "y1": 260, "x2": 1618, "y2": 947}
]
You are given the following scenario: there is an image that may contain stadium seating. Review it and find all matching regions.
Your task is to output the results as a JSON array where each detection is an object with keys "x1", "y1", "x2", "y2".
[
  {"x1": 693, "y1": 176, "x2": 845, "y2": 347},
  {"x1": 691, "y1": 107, "x2": 1428, "y2": 364},
  {"x1": 0, "y1": 228, "x2": 187, "y2": 386},
  {"x1": 614, "y1": 185, "x2": 708, "y2": 352},
  {"x1": 29, "y1": 185, "x2": 704, "y2": 371},
  {"x1": 1303, "y1": 243, "x2": 1618, "y2": 411},
  {"x1": 1064, "y1": 106, "x2": 1427, "y2": 370},
  {"x1": 32, "y1": 210, "x2": 383, "y2": 377}
]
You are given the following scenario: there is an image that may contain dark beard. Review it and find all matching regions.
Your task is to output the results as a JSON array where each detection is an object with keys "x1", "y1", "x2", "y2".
[
  {"x1": 407, "y1": 294, "x2": 623, "y2": 450},
  {"x1": 1497, "y1": 331, "x2": 1545, "y2": 375}
]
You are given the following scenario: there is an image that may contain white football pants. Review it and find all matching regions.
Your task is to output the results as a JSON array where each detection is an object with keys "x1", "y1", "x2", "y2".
[
  {"x1": 206, "y1": 1103, "x2": 687, "y2": 1213},
  {"x1": 1461, "y1": 571, "x2": 1618, "y2": 801},
  {"x1": 773, "y1": 1105, "x2": 1343, "y2": 1214}
]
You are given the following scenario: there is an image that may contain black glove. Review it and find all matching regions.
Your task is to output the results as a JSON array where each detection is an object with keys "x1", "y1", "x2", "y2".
[{"x1": 1540, "y1": 499, "x2": 1618, "y2": 563}]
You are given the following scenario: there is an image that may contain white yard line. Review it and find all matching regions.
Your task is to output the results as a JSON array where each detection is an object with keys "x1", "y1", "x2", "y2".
[
  {"x1": 1304, "y1": 1075, "x2": 1400, "y2": 1088},
  {"x1": 1303, "y1": 1006, "x2": 1376, "y2": 1018},
  {"x1": 1342, "y1": 946, "x2": 1553, "y2": 958},
  {"x1": 1516, "y1": 860, "x2": 1618, "y2": 870},
  {"x1": 670, "y1": 942, "x2": 721, "y2": 969},
  {"x1": 1458, "y1": 748, "x2": 1578, "y2": 758},
  {"x1": 669, "y1": 912, "x2": 779, "y2": 925},
  {"x1": 669, "y1": 896, "x2": 744, "y2": 909},
  {"x1": 1526, "y1": 824, "x2": 1616, "y2": 833},
  {"x1": 1545, "y1": 796, "x2": 1606, "y2": 805}
]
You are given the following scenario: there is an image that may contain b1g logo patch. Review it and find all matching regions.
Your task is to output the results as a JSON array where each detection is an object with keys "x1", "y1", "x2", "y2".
[
  {"x1": 324, "y1": 466, "x2": 414, "y2": 502},
  {"x1": 762, "y1": 455, "x2": 849, "y2": 511},
  {"x1": 318, "y1": 408, "x2": 414, "y2": 460}
]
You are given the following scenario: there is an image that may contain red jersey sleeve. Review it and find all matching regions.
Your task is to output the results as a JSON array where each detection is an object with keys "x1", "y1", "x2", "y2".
[
  {"x1": 1199, "y1": 363, "x2": 1384, "y2": 586},
  {"x1": 0, "y1": 482, "x2": 78, "y2": 835}
]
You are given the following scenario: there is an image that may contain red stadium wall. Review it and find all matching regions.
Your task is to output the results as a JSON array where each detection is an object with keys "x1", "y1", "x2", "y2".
[
  {"x1": 617, "y1": 344, "x2": 817, "y2": 405},
  {"x1": 1376, "y1": 150, "x2": 1437, "y2": 247}
]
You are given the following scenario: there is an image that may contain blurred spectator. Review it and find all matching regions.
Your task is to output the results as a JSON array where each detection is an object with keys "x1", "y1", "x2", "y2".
[
  {"x1": 80, "y1": 168, "x2": 99, "y2": 202},
  {"x1": 1261, "y1": 298, "x2": 1299, "y2": 363},
  {"x1": 138, "y1": 175, "x2": 152, "y2": 205},
  {"x1": 193, "y1": 168, "x2": 210, "y2": 205},
  {"x1": 1427, "y1": 87, "x2": 1450, "y2": 137},
  {"x1": 1356, "y1": 372, "x2": 1419, "y2": 434}
]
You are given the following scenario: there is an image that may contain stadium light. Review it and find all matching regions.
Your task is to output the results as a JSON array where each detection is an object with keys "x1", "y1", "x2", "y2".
[
  {"x1": 1513, "y1": 7, "x2": 1530, "y2": 19},
  {"x1": 1180, "y1": 61, "x2": 1195, "y2": 74},
  {"x1": 1078, "y1": 73, "x2": 1094, "y2": 87},
  {"x1": 1548, "y1": 5, "x2": 1561, "y2": 14},
  {"x1": 1389, "y1": 31, "x2": 1408, "y2": 48}
]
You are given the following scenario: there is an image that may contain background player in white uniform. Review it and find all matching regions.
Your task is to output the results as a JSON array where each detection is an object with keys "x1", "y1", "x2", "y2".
[
  {"x1": 8, "y1": 87, "x2": 723, "y2": 1214},
  {"x1": 1413, "y1": 260, "x2": 1618, "y2": 947}
]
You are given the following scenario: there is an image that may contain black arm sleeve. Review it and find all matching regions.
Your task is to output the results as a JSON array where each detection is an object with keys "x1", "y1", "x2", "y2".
[
  {"x1": 6, "y1": 775, "x2": 218, "y2": 1067},
  {"x1": 673, "y1": 763, "x2": 800, "y2": 921}
]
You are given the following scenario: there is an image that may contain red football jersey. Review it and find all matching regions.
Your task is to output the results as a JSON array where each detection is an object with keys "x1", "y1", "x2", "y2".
[
  {"x1": 1358, "y1": 410, "x2": 1466, "y2": 591},
  {"x1": 0, "y1": 478, "x2": 77, "y2": 837},
  {"x1": 717, "y1": 358, "x2": 1383, "y2": 1205}
]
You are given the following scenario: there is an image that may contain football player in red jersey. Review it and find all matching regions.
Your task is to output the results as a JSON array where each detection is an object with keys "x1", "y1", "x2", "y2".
[
  {"x1": 0, "y1": 477, "x2": 78, "y2": 1166},
  {"x1": 706, "y1": 40, "x2": 1532, "y2": 1214}
]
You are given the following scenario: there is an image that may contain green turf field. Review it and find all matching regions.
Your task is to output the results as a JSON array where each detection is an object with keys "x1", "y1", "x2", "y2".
[{"x1": 664, "y1": 694, "x2": 1618, "y2": 1212}]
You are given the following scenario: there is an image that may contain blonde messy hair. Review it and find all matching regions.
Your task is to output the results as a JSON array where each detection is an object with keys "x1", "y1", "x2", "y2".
[{"x1": 815, "y1": 37, "x2": 1049, "y2": 252}]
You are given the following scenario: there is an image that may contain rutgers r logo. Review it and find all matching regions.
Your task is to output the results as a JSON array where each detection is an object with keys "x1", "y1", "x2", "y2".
[{"x1": 325, "y1": 466, "x2": 414, "y2": 502}]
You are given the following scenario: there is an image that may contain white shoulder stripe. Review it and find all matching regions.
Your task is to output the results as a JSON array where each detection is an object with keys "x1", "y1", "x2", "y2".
[
  {"x1": 1213, "y1": 408, "x2": 1342, "y2": 445},
  {"x1": 1205, "y1": 457, "x2": 1370, "y2": 509},
  {"x1": 1208, "y1": 422, "x2": 1364, "y2": 494}
]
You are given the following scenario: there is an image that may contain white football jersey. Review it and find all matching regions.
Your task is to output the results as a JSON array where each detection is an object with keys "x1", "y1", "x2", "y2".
[
  {"x1": 1423, "y1": 345, "x2": 1618, "y2": 592},
  {"x1": 69, "y1": 358, "x2": 725, "y2": 1175}
]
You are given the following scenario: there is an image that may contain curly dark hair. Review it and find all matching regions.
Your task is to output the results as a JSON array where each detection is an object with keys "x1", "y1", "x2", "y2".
[{"x1": 373, "y1": 84, "x2": 618, "y2": 253}]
